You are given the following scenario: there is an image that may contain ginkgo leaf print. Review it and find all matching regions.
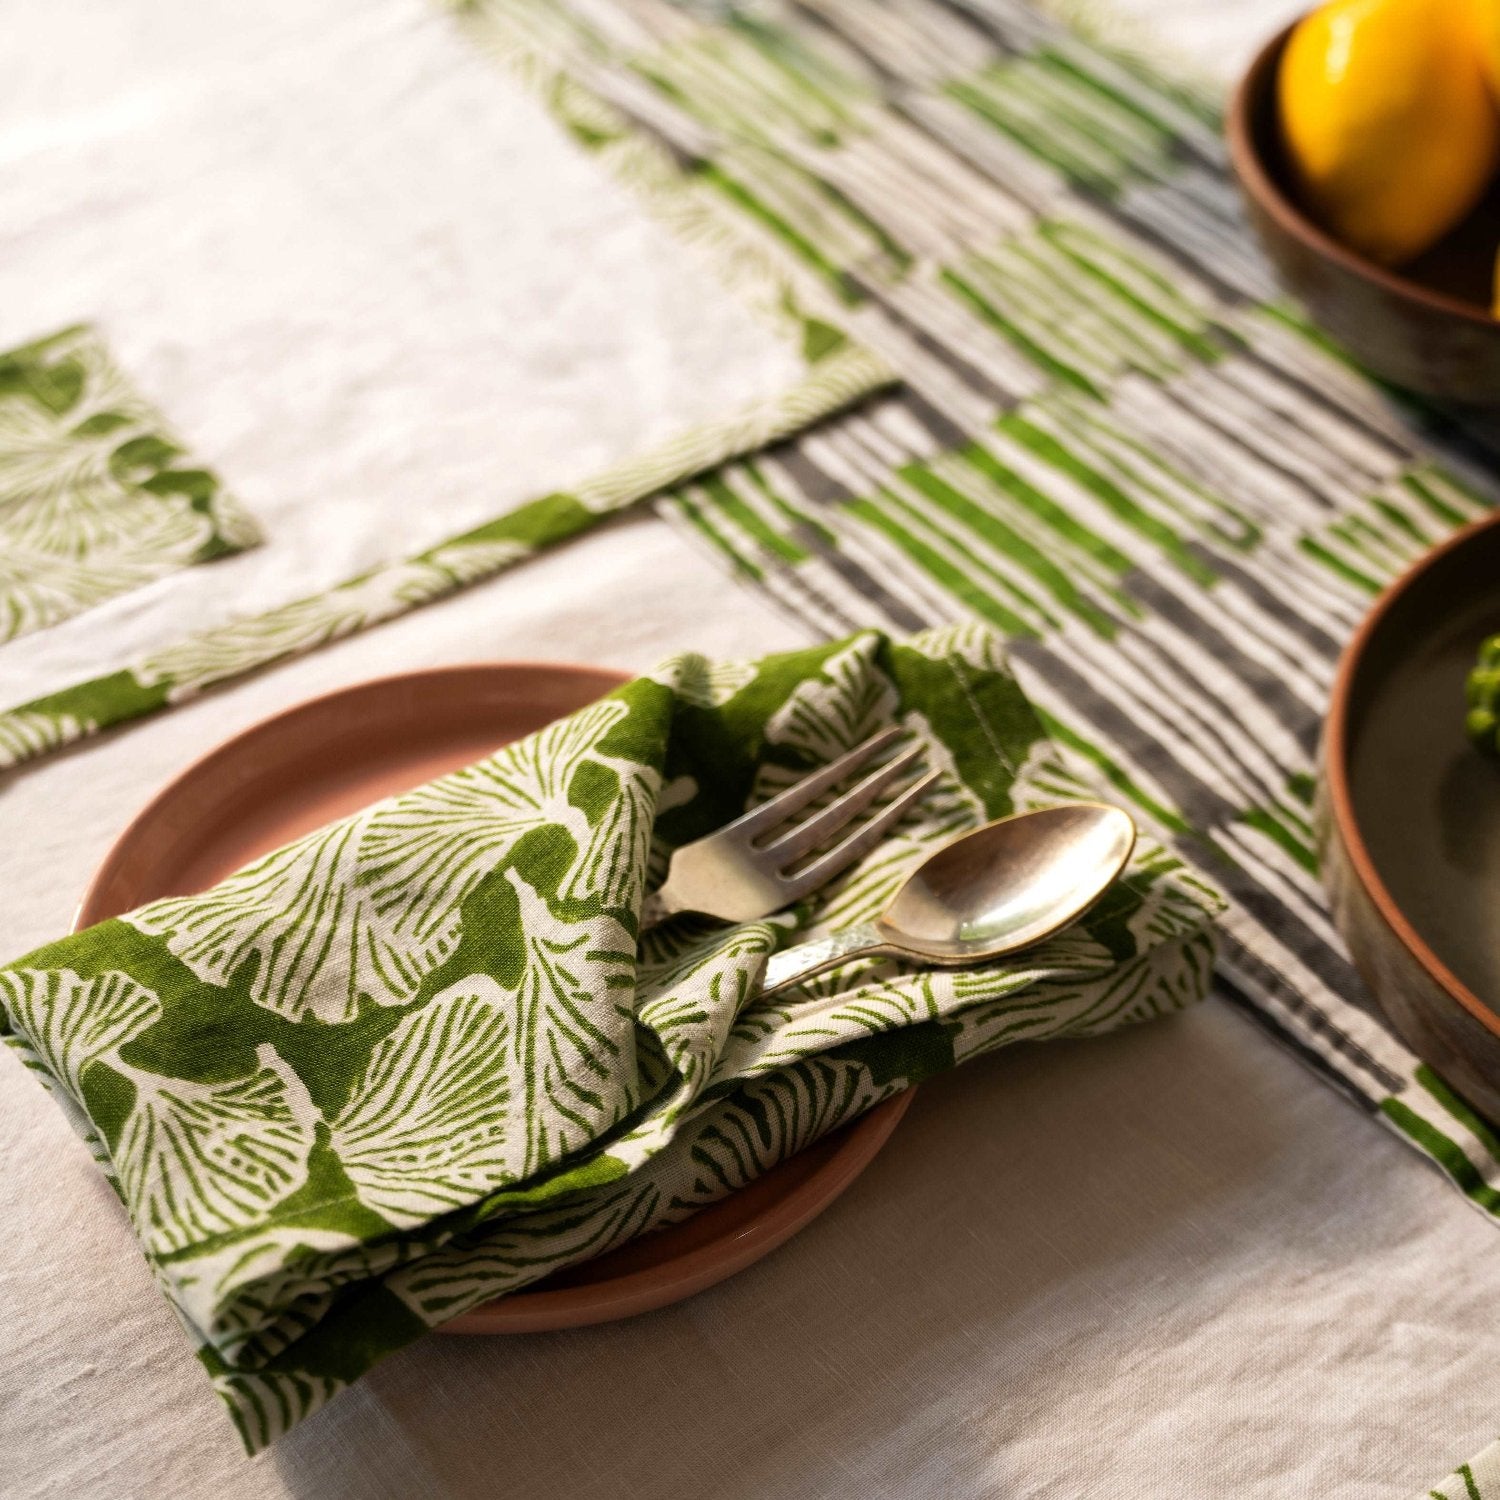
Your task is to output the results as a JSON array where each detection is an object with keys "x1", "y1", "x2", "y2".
[
  {"x1": 0, "y1": 468, "x2": 204, "y2": 559},
  {"x1": 1007, "y1": 733, "x2": 1113, "y2": 815},
  {"x1": 372, "y1": 694, "x2": 646, "y2": 917},
  {"x1": 562, "y1": 755, "x2": 659, "y2": 909},
  {"x1": 635, "y1": 919, "x2": 781, "y2": 1095},
  {"x1": 126, "y1": 696, "x2": 642, "y2": 1022},
  {"x1": 133, "y1": 561, "x2": 456, "y2": 704},
  {"x1": 499, "y1": 869, "x2": 638, "y2": 1179},
  {"x1": 646, "y1": 651, "x2": 757, "y2": 708},
  {"x1": 0, "y1": 346, "x2": 149, "y2": 517},
  {"x1": 350, "y1": 762, "x2": 568, "y2": 953},
  {"x1": 183, "y1": 1225, "x2": 361, "y2": 1365},
  {"x1": 420, "y1": 537, "x2": 533, "y2": 584},
  {"x1": 644, "y1": 773, "x2": 699, "y2": 888},
  {"x1": 0, "y1": 544, "x2": 113, "y2": 636},
  {"x1": 0, "y1": 325, "x2": 261, "y2": 643},
  {"x1": 114, "y1": 1043, "x2": 315, "y2": 1258},
  {"x1": 0, "y1": 967, "x2": 159, "y2": 1102},
  {"x1": 383, "y1": 1175, "x2": 665, "y2": 1328},
  {"x1": 0, "y1": 501, "x2": 211, "y2": 640},
  {"x1": 0, "y1": 707, "x2": 92, "y2": 771},
  {"x1": 214, "y1": 1368, "x2": 348, "y2": 1456},
  {"x1": 762, "y1": 632, "x2": 898, "y2": 762},
  {"x1": 903, "y1": 618, "x2": 1012, "y2": 676},
  {"x1": 170, "y1": 1224, "x2": 420, "y2": 1369},
  {"x1": 672, "y1": 1057, "x2": 891, "y2": 1207},
  {"x1": 331, "y1": 978, "x2": 522, "y2": 1229},
  {"x1": 360, "y1": 691, "x2": 652, "y2": 937},
  {"x1": 332, "y1": 900, "x2": 639, "y2": 1229},
  {"x1": 469, "y1": 695, "x2": 634, "y2": 835},
  {"x1": 125, "y1": 816, "x2": 452, "y2": 1024}
]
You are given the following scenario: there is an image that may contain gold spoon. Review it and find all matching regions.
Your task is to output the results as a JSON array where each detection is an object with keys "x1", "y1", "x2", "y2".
[{"x1": 759, "y1": 803, "x2": 1137, "y2": 998}]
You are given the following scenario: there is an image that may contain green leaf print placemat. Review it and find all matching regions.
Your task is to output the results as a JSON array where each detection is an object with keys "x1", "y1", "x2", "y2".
[
  {"x1": 0, "y1": 323, "x2": 260, "y2": 642},
  {"x1": 0, "y1": 625, "x2": 1221, "y2": 1450},
  {"x1": 0, "y1": 37, "x2": 896, "y2": 773}
]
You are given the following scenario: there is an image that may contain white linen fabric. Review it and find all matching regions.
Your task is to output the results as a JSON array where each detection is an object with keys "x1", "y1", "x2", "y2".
[
  {"x1": 2, "y1": 0, "x2": 1497, "y2": 1497},
  {"x1": 0, "y1": 0, "x2": 806, "y2": 710}
]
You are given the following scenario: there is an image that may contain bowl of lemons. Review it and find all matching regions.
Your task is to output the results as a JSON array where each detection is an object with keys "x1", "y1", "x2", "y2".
[{"x1": 1228, "y1": 0, "x2": 1500, "y2": 402}]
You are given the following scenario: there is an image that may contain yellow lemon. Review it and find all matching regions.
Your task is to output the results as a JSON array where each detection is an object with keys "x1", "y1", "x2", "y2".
[
  {"x1": 1471, "y1": 0, "x2": 1500, "y2": 97},
  {"x1": 1279, "y1": 0, "x2": 1500, "y2": 265}
]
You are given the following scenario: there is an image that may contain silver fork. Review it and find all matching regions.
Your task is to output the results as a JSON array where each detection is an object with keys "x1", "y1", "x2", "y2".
[{"x1": 642, "y1": 725, "x2": 939, "y2": 927}]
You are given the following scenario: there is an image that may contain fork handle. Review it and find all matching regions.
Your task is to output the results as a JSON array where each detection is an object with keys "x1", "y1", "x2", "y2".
[{"x1": 760, "y1": 922, "x2": 901, "y2": 999}]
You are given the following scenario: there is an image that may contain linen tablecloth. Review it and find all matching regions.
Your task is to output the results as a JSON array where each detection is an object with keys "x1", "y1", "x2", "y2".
[{"x1": 4, "y1": 0, "x2": 1500, "y2": 1496}]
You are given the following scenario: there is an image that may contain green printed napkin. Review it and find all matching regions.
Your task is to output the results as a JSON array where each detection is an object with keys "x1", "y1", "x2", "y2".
[
  {"x1": 0, "y1": 324, "x2": 259, "y2": 640},
  {"x1": 0, "y1": 626, "x2": 1221, "y2": 1451},
  {"x1": 1428, "y1": 1439, "x2": 1500, "y2": 1499}
]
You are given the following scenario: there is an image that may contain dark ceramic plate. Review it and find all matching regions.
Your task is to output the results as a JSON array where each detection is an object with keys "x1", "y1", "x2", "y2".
[{"x1": 1322, "y1": 514, "x2": 1500, "y2": 1118}]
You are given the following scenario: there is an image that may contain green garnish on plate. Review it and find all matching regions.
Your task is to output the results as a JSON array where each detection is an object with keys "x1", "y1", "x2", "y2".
[{"x1": 1467, "y1": 635, "x2": 1500, "y2": 754}]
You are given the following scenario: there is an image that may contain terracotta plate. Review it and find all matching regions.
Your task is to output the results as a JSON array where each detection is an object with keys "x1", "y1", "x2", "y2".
[{"x1": 76, "y1": 662, "x2": 912, "y2": 1334}]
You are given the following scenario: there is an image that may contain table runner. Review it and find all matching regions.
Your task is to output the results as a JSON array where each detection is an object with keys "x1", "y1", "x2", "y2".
[
  {"x1": 0, "y1": 324, "x2": 259, "y2": 642},
  {"x1": 457, "y1": 5, "x2": 1500, "y2": 1482},
  {"x1": 0, "y1": 625, "x2": 1221, "y2": 1448},
  {"x1": 452, "y1": 0, "x2": 1500, "y2": 1224}
]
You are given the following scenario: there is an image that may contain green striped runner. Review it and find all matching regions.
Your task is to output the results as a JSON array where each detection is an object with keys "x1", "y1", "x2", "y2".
[{"x1": 430, "y1": 12, "x2": 1500, "y2": 1493}]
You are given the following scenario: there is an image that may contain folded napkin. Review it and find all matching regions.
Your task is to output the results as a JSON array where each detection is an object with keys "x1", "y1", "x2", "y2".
[{"x1": 0, "y1": 625, "x2": 1222, "y2": 1451}]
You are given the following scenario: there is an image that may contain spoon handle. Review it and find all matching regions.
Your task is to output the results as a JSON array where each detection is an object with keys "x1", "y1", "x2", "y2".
[{"x1": 760, "y1": 921, "x2": 899, "y2": 999}]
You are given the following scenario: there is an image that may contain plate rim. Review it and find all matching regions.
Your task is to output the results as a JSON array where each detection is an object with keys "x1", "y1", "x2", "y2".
[
  {"x1": 75, "y1": 660, "x2": 628, "y2": 931},
  {"x1": 74, "y1": 659, "x2": 912, "y2": 1333},
  {"x1": 1323, "y1": 510, "x2": 1500, "y2": 1041},
  {"x1": 444, "y1": 1084, "x2": 913, "y2": 1334}
]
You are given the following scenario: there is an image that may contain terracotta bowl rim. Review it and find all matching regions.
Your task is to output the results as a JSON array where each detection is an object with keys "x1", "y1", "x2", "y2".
[
  {"x1": 76, "y1": 659, "x2": 630, "y2": 930},
  {"x1": 1225, "y1": 17, "x2": 1499, "y2": 331},
  {"x1": 1323, "y1": 511, "x2": 1500, "y2": 1042}
]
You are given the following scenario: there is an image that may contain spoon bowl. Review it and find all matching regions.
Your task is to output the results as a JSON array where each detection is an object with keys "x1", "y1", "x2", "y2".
[
  {"x1": 878, "y1": 803, "x2": 1138, "y2": 963},
  {"x1": 760, "y1": 802, "x2": 1138, "y2": 997}
]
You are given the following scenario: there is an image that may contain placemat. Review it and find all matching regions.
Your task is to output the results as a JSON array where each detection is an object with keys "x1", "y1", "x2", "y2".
[
  {"x1": 0, "y1": 324, "x2": 259, "y2": 642},
  {"x1": 0, "y1": 37, "x2": 896, "y2": 771}
]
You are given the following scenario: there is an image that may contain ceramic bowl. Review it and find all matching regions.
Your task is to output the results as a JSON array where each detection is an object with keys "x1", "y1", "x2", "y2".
[
  {"x1": 1320, "y1": 513, "x2": 1500, "y2": 1121},
  {"x1": 1227, "y1": 21, "x2": 1500, "y2": 404}
]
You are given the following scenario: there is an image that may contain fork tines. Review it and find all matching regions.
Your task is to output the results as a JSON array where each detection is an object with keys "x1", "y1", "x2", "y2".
[{"x1": 752, "y1": 728, "x2": 938, "y2": 894}]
